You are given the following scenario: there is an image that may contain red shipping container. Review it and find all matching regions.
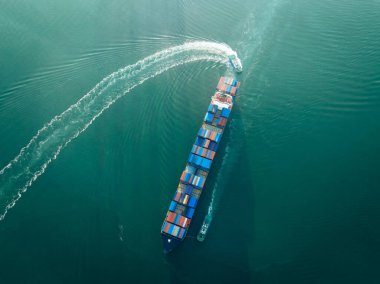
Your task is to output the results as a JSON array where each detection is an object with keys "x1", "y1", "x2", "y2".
[
  {"x1": 167, "y1": 211, "x2": 176, "y2": 223},
  {"x1": 178, "y1": 216, "x2": 186, "y2": 227}
]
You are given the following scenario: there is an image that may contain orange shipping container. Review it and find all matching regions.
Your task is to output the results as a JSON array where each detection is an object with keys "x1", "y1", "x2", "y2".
[
  {"x1": 210, "y1": 131, "x2": 217, "y2": 141},
  {"x1": 183, "y1": 194, "x2": 189, "y2": 205},
  {"x1": 210, "y1": 151, "x2": 215, "y2": 160},
  {"x1": 164, "y1": 222, "x2": 171, "y2": 233},
  {"x1": 180, "y1": 171, "x2": 186, "y2": 181},
  {"x1": 204, "y1": 139, "x2": 210, "y2": 148},
  {"x1": 172, "y1": 226, "x2": 179, "y2": 237},
  {"x1": 230, "y1": 87, "x2": 236, "y2": 96}
]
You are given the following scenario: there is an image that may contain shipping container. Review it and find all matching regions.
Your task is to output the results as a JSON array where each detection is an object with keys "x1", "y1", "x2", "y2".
[
  {"x1": 161, "y1": 76, "x2": 241, "y2": 253},
  {"x1": 221, "y1": 108, "x2": 231, "y2": 118}
]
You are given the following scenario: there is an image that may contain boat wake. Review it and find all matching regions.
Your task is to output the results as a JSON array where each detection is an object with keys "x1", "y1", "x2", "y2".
[
  {"x1": 199, "y1": 0, "x2": 284, "y2": 235},
  {"x1": 196, "y1": 144, "x2": 232, "y2": 241},
  {"x1": 207, "y1": 144, "x2": 231, "y2": 218},
  {"x1": 0, "y1": 41, "x2": 238, "y2": 221}
]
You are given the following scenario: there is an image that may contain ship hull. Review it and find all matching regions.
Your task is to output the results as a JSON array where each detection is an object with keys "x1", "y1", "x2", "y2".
[
  {"x1": 162, "y1": 234, "x2": 182, "y2": 253},
  {"x1": 160, "y1": 76, "x2": 241, "y2": 252}
]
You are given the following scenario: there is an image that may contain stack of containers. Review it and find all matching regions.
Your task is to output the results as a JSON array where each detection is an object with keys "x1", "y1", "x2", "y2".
[
  {"x1": 161, "y1": 76, "x2": 240, "y2": 241},
  {"x1": 216, "y1": 76, "x2": 240, "y2": 96}
]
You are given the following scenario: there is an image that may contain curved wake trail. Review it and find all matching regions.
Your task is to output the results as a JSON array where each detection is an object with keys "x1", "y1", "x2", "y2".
[{"x1": 0, "y1": 41, "x2": 235, "y2": 221}]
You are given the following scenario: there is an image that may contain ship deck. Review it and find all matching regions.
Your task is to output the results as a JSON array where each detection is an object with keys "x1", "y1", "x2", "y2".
[{"x1": 161, "y1": 76, "x2": 241, "y2": 251}]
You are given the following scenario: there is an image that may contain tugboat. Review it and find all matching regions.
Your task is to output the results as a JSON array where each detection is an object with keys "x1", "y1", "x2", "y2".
[
  {"x1": 227, "y1": 51, "x2": 243, "y2": 73},
  {"x1": 197, "y1": 214, "x2": 212, "y2": 242}
]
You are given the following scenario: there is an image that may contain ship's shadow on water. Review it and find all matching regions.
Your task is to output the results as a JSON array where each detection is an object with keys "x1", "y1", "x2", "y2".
[{"x1": 164, "y1": 105, "x2": 255, "y2": 283}]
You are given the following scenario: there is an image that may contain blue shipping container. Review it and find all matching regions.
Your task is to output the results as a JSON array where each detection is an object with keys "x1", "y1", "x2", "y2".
[
  {"x1": 169, "y1": 201, "x2": 177, "y2": 211},
  {"x1": 185, "y1": 184, "x2": 193, "y2": 195},
  {"x1": 188, "y1": 196, "x2": 198, "y2": 208},
  {"x1": 221, "y1": 108, "x2": 231, "y2": 118},
  {"x1": 201, "y1": 158, "x2": 212, "y2": 170},
  {"x1": 186, "y1": 208, "x2": 195, "y2": 219}
]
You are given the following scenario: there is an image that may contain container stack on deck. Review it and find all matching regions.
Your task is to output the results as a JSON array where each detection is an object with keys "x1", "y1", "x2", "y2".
[{"x1": 161, "y1": 76, "x2": 240, "y2": 251}]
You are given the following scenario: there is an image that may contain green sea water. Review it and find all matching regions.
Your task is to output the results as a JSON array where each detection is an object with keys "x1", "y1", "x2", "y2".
[{"x1": 1, "y1": 0, "x2": 380, "y2": 283}]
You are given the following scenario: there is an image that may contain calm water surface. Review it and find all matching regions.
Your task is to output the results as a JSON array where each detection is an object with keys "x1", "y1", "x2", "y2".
[{"x1": 1, "y1": 0, "x2": 380, "y2": 283}]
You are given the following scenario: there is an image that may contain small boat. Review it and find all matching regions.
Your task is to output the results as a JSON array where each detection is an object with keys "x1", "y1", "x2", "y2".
[
  {"x1": 197, "y1": 214, "x2": 213, "y2": 242},
  {"x1": 228, "y1": 51, "x2": 243, "y2": 73}
]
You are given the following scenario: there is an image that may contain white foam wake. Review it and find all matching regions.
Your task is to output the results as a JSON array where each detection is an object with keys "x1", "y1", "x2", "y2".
[
  {"x1": 0, "y1": 41, "x2": 237, "y2": 221},
  {"x1": 206, "y1": 144, "x2": 231, "y2": 217}
]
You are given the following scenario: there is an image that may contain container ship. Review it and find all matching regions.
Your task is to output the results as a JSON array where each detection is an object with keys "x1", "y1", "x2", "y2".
[{"x1": 161, "y1": 76, "x2": 241, "y2": 253}]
